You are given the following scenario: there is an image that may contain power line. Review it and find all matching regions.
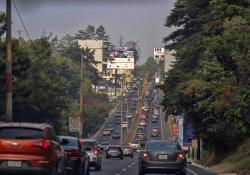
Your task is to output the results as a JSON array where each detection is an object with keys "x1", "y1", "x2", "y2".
[{"x1": 12, "y1": 0, "x2": 32, "y2": 41}]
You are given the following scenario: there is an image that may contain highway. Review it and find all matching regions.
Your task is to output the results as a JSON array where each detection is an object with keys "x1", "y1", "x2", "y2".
[{"x1": 92, "y1": 80, "x2": 216, "y2": 175}]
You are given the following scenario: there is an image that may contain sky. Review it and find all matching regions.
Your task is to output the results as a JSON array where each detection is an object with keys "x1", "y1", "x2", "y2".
[{"x1": 0, "y1": 0, "x2": 175, "y2": 64}]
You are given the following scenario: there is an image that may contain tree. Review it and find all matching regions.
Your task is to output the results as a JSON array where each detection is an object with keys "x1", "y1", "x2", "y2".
[
  {"x1": 161, "y1": 0, "x2": 250, "y2": 154},
  {"x1": 125, "y1": 40, "x2": 141, "y2": 63}
]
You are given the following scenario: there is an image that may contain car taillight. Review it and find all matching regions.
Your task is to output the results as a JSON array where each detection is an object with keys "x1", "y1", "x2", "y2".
[
  {"x1": 142, "y1": 152, "x2": 148, "y2": 158},
  {"x1": 66, "y1": 151, "x2": 81, "y2": 157},
  {"x1": 93, "y1": 149, "x2": 99, "y2": 155},
  {"x1": 33, "y1": 140, "x2": 50, "y2": 149},
  {"x1": 177, "y1": 153, "x2": 185, "y2": 159}
]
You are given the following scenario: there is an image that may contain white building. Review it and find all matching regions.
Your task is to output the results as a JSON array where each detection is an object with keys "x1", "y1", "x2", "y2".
[
  {"x1": 78, "y1": 40, "x2": 103, "y2": 73},
  {"x1": 154, "y1": 48, "x2": 165, "y2": 62}
]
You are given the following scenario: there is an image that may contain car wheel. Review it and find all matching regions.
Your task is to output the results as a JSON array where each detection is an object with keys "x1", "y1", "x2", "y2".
[
  {"x1": 84, "y1": 159, "x2": 90, "y2": 175},
  {"x1": 106, "y1": 155, "x2": 109, "y2": 159},
  {"x1": 120, "y1": 156, "x2": 124, "y2": 160},
  {"x1": 98, "y1": 161, "x2": 102, "y2": 171},
  {"x1": 50, "y1": 164, "x2": 59, "y2": 175},
  {"x1": 138, "y1": 166, "x2": 145, "y2": 175},
  {"x1": 179, "y1": 169, "x2": 186, "y2": 175}
]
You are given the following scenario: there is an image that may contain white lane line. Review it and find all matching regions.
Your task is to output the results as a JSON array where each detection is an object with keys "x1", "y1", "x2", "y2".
[
  {"x1": 128, "y1": 164, "x2": 132, "y2": 168},
  {"x1": 115, "y1": 174, "x2": 120, "y2": 175},
  {"x1": 186, "y1": 168, "x2": 199, "y2": 175},
  {"x1": 132, "y1": 162, "x2": 135, "y2": 165},
  {"x1": 122, "y1": 168, "x2": 127, "y2": 171}
]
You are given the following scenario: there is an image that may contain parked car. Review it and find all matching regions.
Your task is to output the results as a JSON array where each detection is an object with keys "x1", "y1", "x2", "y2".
[
  {"x1": 106, "y1": 145, "x2": 123, "y2": 160},
  {"x1": 138, "y1": 140, "x2": 187, "y2": 175},
  {"x1": 122, "y1": 146, "x2": 133, "y2": 158},
  {"x1": 151, "y1": 128, "x2": 160, "y2": 137},
  {"x1": 80, "y1": 139, "x2": 102, "y2": 171},
  {"x1": 58, "y1": 136, "x2": 89, "y2": 175},
  {"x1": 0, "y1": 122, "x2": 65, "y2": 175},
  {"x1": 112, "y1": 131, "x2": 120, "y2": 139},
  {"x1": 126, "y1": 113, "x2": 132, "y2": 119}
]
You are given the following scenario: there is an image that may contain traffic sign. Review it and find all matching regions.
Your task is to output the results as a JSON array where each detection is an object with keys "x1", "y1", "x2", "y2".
[{"x1": 69, "y1": 117, "x2": 81, "y2": 132}]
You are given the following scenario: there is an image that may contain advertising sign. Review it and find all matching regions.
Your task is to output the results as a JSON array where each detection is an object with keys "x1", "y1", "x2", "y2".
[
  {"x1": 107, "y1": 57, "x2": 135, "y2": 70},
  {"x1": 69, "y1": 117, "x2": 81, "y2": 132},
  {"x1": 183, "y1": 116, "x2": 197, "y2": 147},
  {"x1": 172, "y1": 123, "x2": 179, "y2": 137}
]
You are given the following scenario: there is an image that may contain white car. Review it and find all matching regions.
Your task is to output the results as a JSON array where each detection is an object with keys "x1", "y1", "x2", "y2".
[
  {"x1": 122, "y1": 121, "x2": 128, "y2": 128},
  {"x1": 126, "y1": 114, "x2": 132, "y2": 119},
  {"x1": 129, "y1": 142, "x2": 140, "y2": 150}
]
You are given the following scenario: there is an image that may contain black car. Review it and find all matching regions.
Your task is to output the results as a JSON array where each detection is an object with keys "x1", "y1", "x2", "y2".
[
  {"x1": 106, "y1": 145, "x2": 123, "y2": 160},
  {"x1": 138, "y1": 140, "x2": 187, "y2": 175},
  {"x1": 58, "y1": 136, "x2": 90, "y2": 175},
  {"x1": 112, "y1": 131, "x2": 120, "y2": 139}
]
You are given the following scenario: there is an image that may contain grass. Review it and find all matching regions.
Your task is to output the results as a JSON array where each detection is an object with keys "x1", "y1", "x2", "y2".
[{"x1": 207, "y1": 138, "x2": 250, "y2": 174}]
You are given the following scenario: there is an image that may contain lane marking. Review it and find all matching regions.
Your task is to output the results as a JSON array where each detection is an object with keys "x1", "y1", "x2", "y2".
[
  {"x1": 115, "y1": 174, "x2": 120, "y2": 175},
  {"x1": 128, "y1": 165, "x2": 132, "y2": 168},
  {"x1": 122, "y1": 168, "x2": 127, "y2": 171},
  {"x1": 186, "y1": 168, "x2": 199, "y2": 175}
]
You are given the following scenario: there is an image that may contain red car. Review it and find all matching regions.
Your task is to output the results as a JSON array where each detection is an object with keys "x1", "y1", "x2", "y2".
[{"x1": 0, "y1": 122, "x2": 65, "y2": 175}]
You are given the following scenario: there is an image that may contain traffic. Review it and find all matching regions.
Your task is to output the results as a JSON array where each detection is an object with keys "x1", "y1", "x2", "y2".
[{"x1": 0, "y1": 78, "x2": 214, "y2": 175}]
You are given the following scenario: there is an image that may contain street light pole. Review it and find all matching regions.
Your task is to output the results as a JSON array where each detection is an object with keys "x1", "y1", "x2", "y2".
[
  {"x1": 79, "y1": 52, "x2": 84, "y2": 138},
  {"x1": 6, "y1": 0, "x2": 12, "y2": 122}
]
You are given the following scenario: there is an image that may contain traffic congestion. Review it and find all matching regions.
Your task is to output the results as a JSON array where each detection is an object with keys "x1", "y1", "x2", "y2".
[{"x1": 0, "y1": 77, "x2": 214, "y2": 175}]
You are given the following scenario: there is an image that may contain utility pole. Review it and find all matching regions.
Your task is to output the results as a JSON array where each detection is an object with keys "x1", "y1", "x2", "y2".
[
  {"x1": 6, "y1": 0, "x2": 12, "y2": 122},
  {"x1": 79, "y1": 52, "x2": 84, "y2": 138}
]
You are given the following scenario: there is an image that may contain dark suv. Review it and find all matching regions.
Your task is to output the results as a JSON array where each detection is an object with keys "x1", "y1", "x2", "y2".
[
  {"x1": 58, "y1": 136, "x2": 89, "y2": 175},
  {"x1": 0, "y1": 122, "x2": 65, "y2": 175}
]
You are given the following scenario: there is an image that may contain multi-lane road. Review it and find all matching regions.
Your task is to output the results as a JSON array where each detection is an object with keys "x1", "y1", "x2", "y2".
[{"x1": 92, "y1": 80, "x2": 216, "y2": 175}]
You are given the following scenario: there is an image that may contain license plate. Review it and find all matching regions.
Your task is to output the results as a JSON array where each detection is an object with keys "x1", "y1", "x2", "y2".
[
  {"x1": 158, "y1": 154, "x2": 168, "y2": 160},
  {"x1": 7, "y1": 161, "x2": 22, "y2": 168}
]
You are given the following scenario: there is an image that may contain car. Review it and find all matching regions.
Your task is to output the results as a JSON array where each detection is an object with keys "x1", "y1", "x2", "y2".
[
  {"x1": 138, "y1": 140, "x2": 187, "y2": 175},
  {"x1": 129, "y1": 141, "x2": 141, "y2": 151},
  {"x1": 100, "y1": 142, "x2": 109, "y2": 151},
  {"x1": 58, "y1": 136, "x2": 89, "y2": 175},
  {"x1": 80, "y1": 139, "x2": 102, "y2": 171},
  {"x1": 122, "y1": 146, "x2": 134, "y2": 158},
  {"x1": 112, "y1": 131, "x2": 120, "y2": 139},
  {"x1": 151, "y1": 130, "x2": 159, "y2": 137},
  {"x1": 116, "y1": 119, "x2": 121, "y2": 125},
  {"x1": 107, "y1": 125, "x2": 114, "y2": 132},
  {"x1": 151, "y1": 118, "x2": 158, "y2": 123},
  {"x1": 103, "y1": 129, "x2": 111, "y2": 136},
  {"x1": 106, "y1": 145, "x2": 123, "y2": 159},
  {"x1": 0, "y1": 122, "x2": 65, "y2": 175},
  {"x1": 126, "y1": 113, "x2": 132, "y2": 119},
  {"x1": 122, "y1": 121, "x2": 128, "y2": 128},
  {"x1": 139, "y1": 120, "x2": 146, "y2": 126}
]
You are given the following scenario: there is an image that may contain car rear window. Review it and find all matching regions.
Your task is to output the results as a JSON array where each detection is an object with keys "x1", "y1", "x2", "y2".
[
  {"x1": 109, "y1": 147, "x2": 121, "y2": 151},
  {"x1": 0, "y1": 127, "x2": 43, "y2": 139},
  {"x1": 146, "y1": 142, "x2": 179, "y2": 151},
  {"x1": 81, "y1": 141, "x2": 94, "y2": 150},
  {"x1": 59, "y1": 137, "x2": 78, "y2": 147}
]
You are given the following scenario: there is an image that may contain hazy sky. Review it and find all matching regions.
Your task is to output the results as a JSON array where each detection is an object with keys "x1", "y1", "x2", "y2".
[{"x1": 0, "y1": 0, "x2": 175, "y2": 64}]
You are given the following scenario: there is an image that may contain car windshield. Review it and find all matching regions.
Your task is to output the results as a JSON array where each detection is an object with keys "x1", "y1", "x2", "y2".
[
  {"x1": 146, "y1": 142, "x2": 179, "y2": 151},
  {"x1": 81, "y1": 141, "x2": 94, "y2": 150},
  {"x1": 0, "y1": 127, "x2": 43, "y2": 139}
]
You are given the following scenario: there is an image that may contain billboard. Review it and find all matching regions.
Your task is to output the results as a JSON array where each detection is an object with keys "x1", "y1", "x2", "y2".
[
  {"x1": 107, "y1": 57, "x2": 135, "y2": 70},
  {"x1": 183, "y1": 116, "x2": 197, "y2": 147}
]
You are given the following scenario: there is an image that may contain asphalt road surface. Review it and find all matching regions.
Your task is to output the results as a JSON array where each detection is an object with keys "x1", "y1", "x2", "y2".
[
  {"x1": 94, "y1": 82, "x2": 216, "y2": 175},
  {"x1": 90, "y1": 154, "x2": 216, "y2": 175}
]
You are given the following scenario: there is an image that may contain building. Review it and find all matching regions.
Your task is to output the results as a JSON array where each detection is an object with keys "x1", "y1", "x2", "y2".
[
  {"x1": 164, "y1": 50, "x2": 176, "y2": 74},
  {"x1": 78, "y1": 40, "x2": 103, "y2": 73},
  {"x1": 154, "y1": 48, "x2": 165, "y2": 62}
]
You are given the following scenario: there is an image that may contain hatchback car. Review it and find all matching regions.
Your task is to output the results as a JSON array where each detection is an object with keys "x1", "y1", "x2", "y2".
[
  {"x1": 0, "y1": 122, "x2": 65, "y2": 175},
  {"x1": 106, "y1": 145, "x2": 123, "y2": 160},
  {"x1": 80, "y1": 139, "x2": 102, "y2": 171},
  {"x1": 58, "y1": 136, "x2": 89, "y2": 175},
  {"x1": 112, "y1": 131, "x2": 120, "y2": 139},
  {"x1": 139, "y1": 140, "x2": 187, "y2": 175}
]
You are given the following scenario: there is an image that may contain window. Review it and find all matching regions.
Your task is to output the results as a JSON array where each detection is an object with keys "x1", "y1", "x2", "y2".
[{"x1": 0, "y1": 127, "x2": 43, "y2": 139}]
